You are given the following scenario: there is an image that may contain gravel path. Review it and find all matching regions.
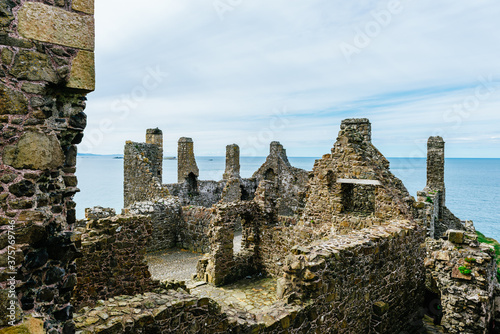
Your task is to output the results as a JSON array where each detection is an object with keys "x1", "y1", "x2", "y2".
[
  {"x1": 145, "y1": 249, "x2": 203, "y2": 282},
  {"x1": 145, "y1": 231, "x2": 243, "y2": 282}
]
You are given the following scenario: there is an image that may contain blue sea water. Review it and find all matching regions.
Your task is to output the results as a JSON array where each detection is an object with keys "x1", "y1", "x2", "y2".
[{"x1": 75, "y1": 156, "x2": 500, "y2": 241}]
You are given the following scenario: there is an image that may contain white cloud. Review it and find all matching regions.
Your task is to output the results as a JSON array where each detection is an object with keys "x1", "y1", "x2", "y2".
[{"x1": 82, "y1": 0, "x2": 500, "y2": 157}]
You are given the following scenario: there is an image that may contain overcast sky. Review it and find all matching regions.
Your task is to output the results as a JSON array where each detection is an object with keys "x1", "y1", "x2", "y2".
[{"x1": 80, "y1": 0, "x2": 500, "y2": 158}]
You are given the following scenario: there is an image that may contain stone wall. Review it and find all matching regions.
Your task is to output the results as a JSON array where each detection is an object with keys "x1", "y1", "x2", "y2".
[
  {"x1": 73, "y1": 214, "x2": 160, "y2": 308},
  {"x1": 1, "y1": 0, "x2": 95, "y2": 331},
  {"x1": 418, "y1": 136, "x2": 464, "y2": 239},
  {"x1": 252, "y1": 142, "x2": 309, "y2": 217},
  {"x1": 75, "y1": 220, "x2": 427, "y2": 334},
  {"x1": 74, "y1": 290, "x2": 233, "y2": 334},
  {"x1": 126, "y1": 198, "x2": 181, "y2": 253},
  {"x1": 259, "y1": 216, "x2": 332, "y2": 278},
  {"x1": 166, "y1": 180, "x2": 226, "y2": 207},
  {"x1": 177, "y1": 137, "x2": 199, "y2": 183},
  {"x1": 278, "y1": 220, "x2": 426, "y2": 333},
  {"x1": 425, "y1": 230, "x2": 497, "y2": 333},
  {"x1": 123, "y1": 140, "x2": 168, "y2": 208},
  {"x1": 197, "y1": 201, "x2": 265, "y2": 286},
  {"x1": 302, "y1": 119, "x2": 415, "y2": 233},
  {"x1": 179, "y1": 206, "x2": 211, "y2": 253}
]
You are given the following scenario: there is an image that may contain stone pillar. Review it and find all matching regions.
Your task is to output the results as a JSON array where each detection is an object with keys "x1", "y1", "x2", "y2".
[
  {"x1": 223, "y1": 144, "x2": 240, "y2": 180},
  {"x1": 0, "y1": 0, "x2": 95, "y2": 331},
  {"x1": 146, "y1": 128, "x2": 163, "y2": 149},
  {"x1": 426, "y1": 136, "x2": 445, "y2": 206},
  {"x1": 339, "y1": 118, "x2": 372, "y2": 143},
  {"x1": 177, "y1": 137, "x2": 199, "y2": 183}
]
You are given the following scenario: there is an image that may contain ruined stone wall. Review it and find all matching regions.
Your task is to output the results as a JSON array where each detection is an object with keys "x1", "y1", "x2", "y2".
[
  {"x1": 279, "y1": 220, "x2": 426, "y2": 333},
  {"x1": 76, "y1": 221, "x2": 427, "y2": 334},
  {"x1": 177, "y1": 137, "x2": 199, "y2": 183},
  {"x1": 302, "y1": 119, "x2": 415, "y2": 233},
  {"x1": 123, "y1": 141, "x2": 168, "y2": 208},
  {"x1": 166, "y1": 180, "x2": 225, "y2": 207},
  {"x1": 179, "y1": 206, "x2": 211, "y2": 253},
  {"x1": 73, "y1": 214, "x2": 160, "y2": 308},
  {"x1": 425, "y1": 231, "x2": 496, "y2": 334},
  {"x1": 126, "y1": 198, "x2": 181, "y2": 253},
  {"x1": 252, "y1": 142, "x2": 308, "y2": 216},
  {"x1": 1, "y1": 0, "x2": 94, "y2": 331},
  {"x1": 74, "y1": 290, "x2": 234, "y2": 334},
  {"x1": 418, "y1": 136, "x2": 464, "y2": 238},
  {"x1": 259, "y1": 216, "x2": 332, "y2": 278},
  {"x1": 197, "y1": 201, "x2": 265, "y2": 286}
]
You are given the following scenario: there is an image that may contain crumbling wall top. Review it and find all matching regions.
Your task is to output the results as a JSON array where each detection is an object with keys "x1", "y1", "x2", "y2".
[{"x1": 339, "y1": 118, "x2": 372, "y2": 143}]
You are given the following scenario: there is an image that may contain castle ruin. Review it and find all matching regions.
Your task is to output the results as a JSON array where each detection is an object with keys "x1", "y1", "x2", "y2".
[
  {"x1": 0, "y1": 2, "x2": 498, "y2": 332},
  {"x1": 62, "y1": 118, "x2": 499, "y2": 333}
]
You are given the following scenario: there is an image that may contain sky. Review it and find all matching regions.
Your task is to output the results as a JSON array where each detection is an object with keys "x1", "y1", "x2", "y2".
[{"x1": 80, "y1": 0, "x2": 500, "y2": 158}]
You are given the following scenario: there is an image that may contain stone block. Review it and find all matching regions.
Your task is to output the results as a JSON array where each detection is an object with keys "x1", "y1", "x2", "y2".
[
  {"x1": 0, "y1": 85, "x2": 28, "y2": 115},
  {"x1": 72, "y1": 0, "x2": 94, "y2": 14},
  {"x1": 3, "y1": 131, "x2": 65, "y2": 170},
  {"x1": 447, "y1": 230, "x2": 464, "y2": 244},
  {"x1": 18, "y1": 2, "x2": 94, "y2": 51},
  {"x1": 373, "y1": 301, "x2": 389, "y2": 316},
  {"x1": 67, "y1": 50, "x2": 95, "y2": 91},
  {"x1": 9, "y1": 50, "x2": 58, "y2": 83}
]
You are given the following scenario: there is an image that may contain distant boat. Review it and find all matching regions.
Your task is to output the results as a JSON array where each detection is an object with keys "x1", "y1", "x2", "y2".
[
  {"x1": 113, "y1": 156, "x2": 123, "y2": 159},
  {"x1": 164, "y1": 157, "x2": 176, "y2": 160}
]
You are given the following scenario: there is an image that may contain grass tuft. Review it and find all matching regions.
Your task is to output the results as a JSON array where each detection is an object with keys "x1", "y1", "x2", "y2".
[{"x1": 476, "y1": 230, "x2": 500, "y2": 282}]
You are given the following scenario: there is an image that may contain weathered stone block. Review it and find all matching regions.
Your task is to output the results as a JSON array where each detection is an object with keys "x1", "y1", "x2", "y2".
[
  {"x1": 3, "y1": 131, "x2": 65, "y2": 170},
  {"x1": 17, "y1": 2, "x2": 95, "y2": 51},
  {"x1": 447, "y1": 230, "x2": 464, "y2": 244},
  {"x1": 0, "y1": 290, "x2": 23, "y2": 327},
  {"x1": 0, "y1": 1, "x2": 15, "y2": 27},
  {"x1": 9, "y1": 50, "x2": 58, "y2": 83},
  {"x1": 9, "y1": 180, "x2": 35, "y2": 197},
  {"x1": 67, "y1": 50, "x2": 95, "y2": 91},
  {"x1": 72, "y1": 0, "x2": 94, "y2": 14},
  {"x1": 0, "y1": 85, "x2": 28, "y2": 115},
  {"x1": 373, "y1": 301, "x2": 389, "y2": 316}
]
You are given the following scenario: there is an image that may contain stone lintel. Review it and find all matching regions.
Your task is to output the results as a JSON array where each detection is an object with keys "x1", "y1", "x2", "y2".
[{"x1": 337, "y1": 178, "x2": 381, "y2": 186}]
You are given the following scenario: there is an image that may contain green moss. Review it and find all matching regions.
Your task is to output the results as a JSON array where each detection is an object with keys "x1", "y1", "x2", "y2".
[
  {"x1": 425, "y1": 196, "x2": 433, "y2": 204},
  {"x1": 458, "y1": 265, "x2": 472, "y2": 275},
  {"x1": 476, "y1": 230, "x2": 500, "y2": 282}
]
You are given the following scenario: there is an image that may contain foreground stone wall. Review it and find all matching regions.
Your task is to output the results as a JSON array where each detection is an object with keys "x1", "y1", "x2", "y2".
[
  {"x1": 76, "y1": 220, "x2": 427, "y2": 334},
  {"x1": 279, "y1": 220, "x2": 426, "y2": 333},
  {"x1": 1, "y1": 0, "x2": 95, "y2": 331},
  {"x1": 425, "y1": 231, "x2": 497, "y2": 334},
  {"x1": 73, "y1": 214, "x2": 160, "y2": 309}
]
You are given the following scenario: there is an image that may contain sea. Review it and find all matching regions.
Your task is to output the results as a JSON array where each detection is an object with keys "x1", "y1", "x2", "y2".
[{"x1": 74, "y1": 156, "x2": 500, "y2": 241}]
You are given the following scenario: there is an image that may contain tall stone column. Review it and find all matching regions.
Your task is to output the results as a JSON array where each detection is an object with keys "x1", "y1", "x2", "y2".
[
  {"x1": 0, "y1": 0, "x2": 95, "y2": 331},
  {"x1": 223, "y1": 144, "x2": 240, "y2": 180},
  {"x1": 146, "y1": 128, "x2": 163, "y2": 149},
  {"x1": 177, "y1": 137, "x2": 199, "y2": 183},
  {"x1": 426, "y1": 136, "x2": 446, "y2": 206}
]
